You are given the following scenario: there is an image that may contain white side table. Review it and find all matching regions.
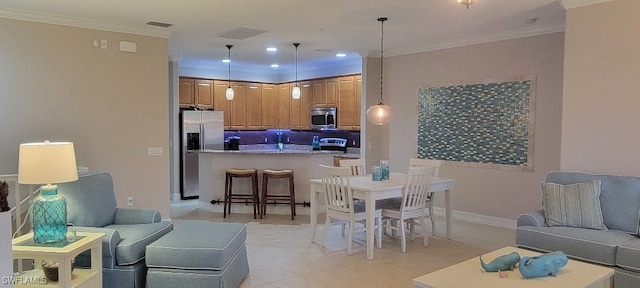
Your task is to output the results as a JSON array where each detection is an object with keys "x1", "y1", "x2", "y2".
[{"x1": 11, "y1": 232, "x2": 104, "y2": 288}]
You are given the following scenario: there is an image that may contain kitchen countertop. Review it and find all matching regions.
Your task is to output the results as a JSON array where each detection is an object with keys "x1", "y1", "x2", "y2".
[{"x1": 194, "y1": 149, "x2": 346, "y2": 155}]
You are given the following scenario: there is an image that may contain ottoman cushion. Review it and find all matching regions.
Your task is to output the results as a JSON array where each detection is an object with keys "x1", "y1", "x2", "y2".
[{"x1": 146, "y1": 221, "x2": 247, "y2": 270}]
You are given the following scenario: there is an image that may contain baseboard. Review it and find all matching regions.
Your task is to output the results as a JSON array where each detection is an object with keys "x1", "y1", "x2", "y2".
[
  {"x1": 432, "y1": 207, "x2": 516, "y2": 230},
  {"x1": 195, "y1": 201, "x2": 516, "y2": 230}
]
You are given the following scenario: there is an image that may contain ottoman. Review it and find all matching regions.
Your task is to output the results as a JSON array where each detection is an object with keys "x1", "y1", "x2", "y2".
[{"x1": 145, "y1": 221, "x2": 249, "y2": 288}]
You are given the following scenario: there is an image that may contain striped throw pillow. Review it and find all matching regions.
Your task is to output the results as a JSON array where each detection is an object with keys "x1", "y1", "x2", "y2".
[{"x1": 543, "y1": 180, "x2": 607, "y2": 230}]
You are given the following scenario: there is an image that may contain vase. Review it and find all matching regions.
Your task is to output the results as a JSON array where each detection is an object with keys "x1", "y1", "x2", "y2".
[{"x1": 32, "y1": 188, "x2": 67, "y2": 243}]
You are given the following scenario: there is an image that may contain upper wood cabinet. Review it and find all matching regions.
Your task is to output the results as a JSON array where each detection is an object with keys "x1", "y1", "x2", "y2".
[
  {"x1": 195, "y1": 79, "x2": 214, "y2": 109},
  {"x1": 179, "y1": 77, "x2": 213, "y2": 109},
  {"x1": 261, "y1": 84, "x2": 277, "y2": 129},
  {"x1": 184, "y1": 74, "x2": 360, "y2": 130},
  {"x1": 312, "y1": 78, "x2": 337, "y2": 107},
  {"x1": 277, "y1": 83, "x2": 291, "y2": 128},
  {"x1": 229, "y1": 82, "x2": 247, "y2": 129},
  {"x1": 290, "y1": 81, "x2": 312, "y2": 129},
  {"x1": 337, "y1": 75, "x2": 361, "y2": 130},
  {"x1": 245, "y1": 83, "x2": 262, "y2": 129},
  {"x1": 179, "y1": 78, "x2": 195, "y2": 107}
]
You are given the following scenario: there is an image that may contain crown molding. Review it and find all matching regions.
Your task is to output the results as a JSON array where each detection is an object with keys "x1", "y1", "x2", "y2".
[
  {"x1": 385, "y1": 22, "x2": 566, "y2": 57},
  {"x1": 0, "y1": 8, "x2": 171, "y2": 38},
  {"x1": 559, "y1": 0, "x2": 614, "y2": 9}
]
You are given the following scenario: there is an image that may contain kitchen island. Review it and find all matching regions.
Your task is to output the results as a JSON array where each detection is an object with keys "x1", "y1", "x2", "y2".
[{"x1": 196, "y1": 149, "x2": 357, "y2": 214}]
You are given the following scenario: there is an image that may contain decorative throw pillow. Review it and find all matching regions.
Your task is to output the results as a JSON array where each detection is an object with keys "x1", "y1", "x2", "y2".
[{"x1": 542, "y1": 180, "x2": 607, "y2": 230}]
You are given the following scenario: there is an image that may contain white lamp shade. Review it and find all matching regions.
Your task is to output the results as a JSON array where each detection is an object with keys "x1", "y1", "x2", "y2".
[
  {"x1": 226, "y1": 87, "x2": 234, "y2": 100},
  {"x1": 366, "y1": 104, "x2": 394, "y2": 125},
  {"x1": 18, "y1": 141, "x2": 78, "y2": 184},
  {"x1": 291, "y1": 86, "x2": 301, "y2": 99}
]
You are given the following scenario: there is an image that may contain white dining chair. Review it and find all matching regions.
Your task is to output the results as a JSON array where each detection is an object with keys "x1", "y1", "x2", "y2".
[
  {"x1": 339, "y1": 158, "x2": 367, "y2": 176},
  {"x1": 381, "y1": 166, "x2": 434, "y2": 252},
  {"x1": 319, "y1": 164, "x2": 382, "y2": 255},
  {"x1": 408, "y1": 158, "x2": 443, "y2": 235}
]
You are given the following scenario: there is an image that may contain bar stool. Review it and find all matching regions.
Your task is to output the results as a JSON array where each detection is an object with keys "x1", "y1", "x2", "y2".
[
  {"x1": 224, "y1": 168, "x2": 259, "y2": 219},
  {"x1": 261, "y1": 169, "x2": 295, "y2": 220}
]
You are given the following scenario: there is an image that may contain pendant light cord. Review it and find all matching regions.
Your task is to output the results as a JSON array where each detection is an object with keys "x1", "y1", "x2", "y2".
[
  {"x1": 226, "y1": 44, "x2": 233, "y2": 88},
  {"x1": 378, "y1": 17, "x2": 387, "y2": 105},
  {"x1": 294, "y1": 43, "x2": 300, "y2": 86}
]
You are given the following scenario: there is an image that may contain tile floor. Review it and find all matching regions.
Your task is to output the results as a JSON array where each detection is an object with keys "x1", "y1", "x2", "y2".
[{"x1": 172, "y1": 203, "x2": 516, "y2": 288}]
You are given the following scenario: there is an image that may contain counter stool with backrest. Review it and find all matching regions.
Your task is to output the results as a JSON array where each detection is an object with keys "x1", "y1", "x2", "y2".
[
  {"x1": 261, "y1": 169, "x2": 295, "y2": 220},
  {"x1": 224, "y1": 168, "x2": 260, "y2": 219}
]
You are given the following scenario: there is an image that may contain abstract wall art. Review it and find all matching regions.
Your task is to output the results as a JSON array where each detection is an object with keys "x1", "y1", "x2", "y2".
[{"x1": 417, "y1": 76, "x2": 535, "y2": 171}]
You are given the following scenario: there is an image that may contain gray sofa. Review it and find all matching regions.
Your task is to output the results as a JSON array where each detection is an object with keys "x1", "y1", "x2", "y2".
[
  {"x1": 516, "y1": 171, "x2": 640, "y2": 288},
  {"x1": 58, "y1": 172, "x2": 174, "y2": 288}
]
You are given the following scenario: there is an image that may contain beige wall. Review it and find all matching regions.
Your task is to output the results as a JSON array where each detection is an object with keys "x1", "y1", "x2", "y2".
[
  {"x1": 561, "y1": 0, "x2": 640, "y2": 175},
  {"x1": 0, "y1": 18, "x2": 171, "y2": 217},
  {"x1": 373, "y1": 33, "x2": 565, "y2": 221}
]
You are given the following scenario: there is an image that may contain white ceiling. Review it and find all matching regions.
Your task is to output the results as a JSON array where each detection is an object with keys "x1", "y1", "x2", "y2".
[{"x1": 0, "y1": 0, "x2": 567, "y2": 75}]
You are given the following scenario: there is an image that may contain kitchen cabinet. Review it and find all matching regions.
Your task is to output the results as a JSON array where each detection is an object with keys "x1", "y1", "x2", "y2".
[
  {"x1": 312, "y1": 78, "x2": 337, "y2": 107},
  {"x1": 179, "y1": 78, "x2": 195, "y2": 107},
  {"x1": 337, "y1": 75, "x2": 361, "y2": 130},
  {"x1": 289, "y1": 81, "x2": 312, "y2": 129},
  {"x1": 213, "y1": 80, "x2": 232, "y2": 128},
  {"x1": 277, "y1": 83, "x2": 291, "y2": 128},
  {"x1": 214, "y1": 81, "x2": 246, "y2": 129},
  {"x1": 261, "y1": 84, "x2": 277, "y2": 129},
  {"x1": 195, "y1": 79, "x2": 214, "y2": 109},
  {"x1": 229, "y1": 82, "x2": 247, "y2": 129},
  {"x1": 179, "y1": 78, "x2": 214, "y2": 109},
  {"x1": 246, "y1": 83, "x2": 262, "y2": 129}
]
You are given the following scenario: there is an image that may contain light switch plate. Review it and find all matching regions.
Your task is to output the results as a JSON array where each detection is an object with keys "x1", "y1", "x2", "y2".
[{"x1": 148, "y1": 147, "x2": 163, "y2": 156}]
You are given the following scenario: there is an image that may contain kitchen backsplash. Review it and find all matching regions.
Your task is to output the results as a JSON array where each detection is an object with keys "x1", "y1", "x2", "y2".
[{"x1": 224, "y1": 130, "x2": 361, "y2": 148}]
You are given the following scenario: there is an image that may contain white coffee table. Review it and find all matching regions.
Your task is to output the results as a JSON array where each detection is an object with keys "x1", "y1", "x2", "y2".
[{"x1": 413, "y1": 246, "x2": 614, "y2": 288}]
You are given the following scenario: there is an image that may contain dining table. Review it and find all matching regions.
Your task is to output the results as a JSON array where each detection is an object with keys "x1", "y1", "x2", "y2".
[{"x1": 309, "y1": 172, "x2": 454, "y2": 260}]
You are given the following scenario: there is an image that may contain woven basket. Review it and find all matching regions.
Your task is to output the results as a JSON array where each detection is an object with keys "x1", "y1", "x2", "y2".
[{"x1": 42, "y1": 260, "x2": 74, "y2": 281}]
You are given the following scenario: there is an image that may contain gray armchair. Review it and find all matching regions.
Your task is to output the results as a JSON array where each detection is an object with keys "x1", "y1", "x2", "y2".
[{"x1": 58, "y1": 172, "x2": 173, "y2": 288}]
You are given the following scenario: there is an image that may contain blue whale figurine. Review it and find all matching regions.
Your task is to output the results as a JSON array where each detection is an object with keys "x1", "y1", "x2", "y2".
[
  {"x1": 480, "y1": 252, "x2": 521, "y2": 272},
  {"x1": 519, "y1": 251, "x2": 568, "y2": 278}
]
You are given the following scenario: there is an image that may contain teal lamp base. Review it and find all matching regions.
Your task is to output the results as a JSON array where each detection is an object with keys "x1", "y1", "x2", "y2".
[{"x1": 32, "y1": 184, "x2": 67, "y2": 243}]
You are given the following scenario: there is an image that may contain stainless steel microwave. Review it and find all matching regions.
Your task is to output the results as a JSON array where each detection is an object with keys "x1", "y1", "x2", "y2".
[{"x1": 311, "y1": 107, "x2": 337, "y2": 130}]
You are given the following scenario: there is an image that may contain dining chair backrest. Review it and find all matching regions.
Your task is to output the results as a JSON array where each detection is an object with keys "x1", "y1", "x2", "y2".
[
  {"x1": 339, "y1": 158, "x2": 367, "y2": 176},
  {"x1": 320, "y1": 164, "x2": 355, "y2": 214},
  {"x1": 409, "y1": 158, "x2": 443, "y2": 177},
  {"x1": 401, "y1": 166, "x2": 435, "y2": 213}
]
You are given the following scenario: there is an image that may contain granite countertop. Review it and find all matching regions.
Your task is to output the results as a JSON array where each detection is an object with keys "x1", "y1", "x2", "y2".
[
  {"x1": 189, "y1": 144, "x2": 360, "y2": 157},
  {"x1": 194, "y1": 149, "x2": 345, "y2": 155}
]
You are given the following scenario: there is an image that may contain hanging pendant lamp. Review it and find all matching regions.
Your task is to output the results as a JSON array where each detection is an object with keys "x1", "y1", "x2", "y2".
[
  {"x1": 291, "y1": 43, "x2": 301, "y2": 99},
  {"x1": 366, "y1": 17, "x2": 394, "y2": 125},
  {"x1": 457, "y1": 0, "x2": 474, "y2": 9},
  {"x1": 225, "y1": 44, "x2": 234, "y2": 100}
]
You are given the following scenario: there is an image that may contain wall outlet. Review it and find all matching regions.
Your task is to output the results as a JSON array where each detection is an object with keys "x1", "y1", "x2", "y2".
[{"x1": 127, "y1": 196, "x2": 133, "y2": 206}]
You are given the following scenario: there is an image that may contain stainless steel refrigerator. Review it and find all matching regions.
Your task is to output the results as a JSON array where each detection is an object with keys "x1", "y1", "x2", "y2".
[{"x1": 180, "y1": 110, "x2": 224, "y2": 199}]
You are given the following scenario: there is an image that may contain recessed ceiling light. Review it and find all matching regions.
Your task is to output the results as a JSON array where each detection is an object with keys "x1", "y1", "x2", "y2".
[
  {"x1": 271, "y1": 64, "x2": 280, "y2": 68},
  {"x1": 336, "y1": 53, "x2": 347, "y2": 57},
  {"x1": 222, "y1": 59, "x2": 230, "y2": 63},
  {"x1": 266, "y1": 47, "x2": 277, "y2": 52}
]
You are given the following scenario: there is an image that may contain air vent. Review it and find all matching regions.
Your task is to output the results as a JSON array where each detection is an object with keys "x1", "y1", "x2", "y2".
[
  {"x1": 217, "y1": 27, "x2": 267, "y2": 40},
  {"x1": 147, "y1": 21, "x2": 173, "y2": 28},
  {"x1": 315, "y1": 48, "x2": 332, "y2": 53}
]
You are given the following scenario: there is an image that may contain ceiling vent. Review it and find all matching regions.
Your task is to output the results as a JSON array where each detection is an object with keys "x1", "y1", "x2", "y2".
[
  {"x1": 147, "y1": 21, "x2": 173, "y2": 28},
  {"x1": 217, "y1": 27, "x2": 267, "y2": 40}
]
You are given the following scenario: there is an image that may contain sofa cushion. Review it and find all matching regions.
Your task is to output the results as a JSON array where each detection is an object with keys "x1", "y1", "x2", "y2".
[
  {"x1": 146, "y1": 221, "x2": 247, "y2": 271},
  {"x1": 516, "y1": 226, "x2": 637, "y2": 266},
  {"x1": 59, "y1": 172, "x2": 117, "y2": 227},
  {"x1": 545, "y1": 172, "x2": 640, "y2": 234},
  {"x1": 542, "y1": 180, "x2": 606, "y2": 230},
  {"x1": 107, "y1": 221, "x2": 174, "y2": 266},
  {"x1": 617, "y1": 237, "x2": 640, "y2": 272}
]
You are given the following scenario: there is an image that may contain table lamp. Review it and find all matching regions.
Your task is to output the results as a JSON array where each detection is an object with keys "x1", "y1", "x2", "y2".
[{"x1": 18, "y1": 141, "x2": 78, "y2": 243}]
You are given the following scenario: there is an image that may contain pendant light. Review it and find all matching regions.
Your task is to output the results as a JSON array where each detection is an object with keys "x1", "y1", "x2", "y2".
[
  {"x1": 291, "y1": 43, "x2": 301, "y2": 99},
  {"x1": 225, "y1": 44, "x2": 234, "y2": 100},
  {"x1": 366, "y1": 17, "x2": 394, "y2": 125},
  {"x1": 458, "y1": 0, "x2": 473, "y2": 9}
]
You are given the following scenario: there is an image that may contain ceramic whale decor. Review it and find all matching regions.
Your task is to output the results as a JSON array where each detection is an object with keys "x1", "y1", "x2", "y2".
[
  {"x1": 519, "y1": 251, "x2": 568, "y2": 278},
  {"x1": 480, "y1": 252, "x2": 521, "y2": 272}
]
